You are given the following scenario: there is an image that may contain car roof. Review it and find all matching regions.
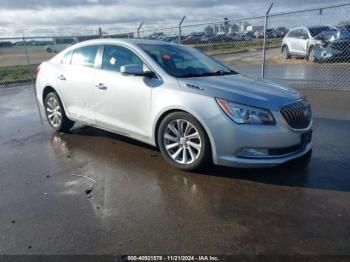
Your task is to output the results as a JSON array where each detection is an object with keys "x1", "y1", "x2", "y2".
[{"x1": 73, "y1": 38, "x2": 176, "y2": 47}]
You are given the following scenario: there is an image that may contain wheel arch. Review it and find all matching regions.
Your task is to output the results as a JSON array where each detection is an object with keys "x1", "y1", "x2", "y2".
[
  {"x1": 307, "y1": 44, "x2": 314, "y2": 54},
  {"x1": 42, "y1": 86, "x2": 57, "y2": 104},
  {"x1": 153, "y1": 107, "x2": 216, "y2": 162},
  {"x1": 281, "y1": 43, "x2": 289, "y2": 52},
  {"x1": 42, "y1": 86, "x2": 71, "y2": 119}
]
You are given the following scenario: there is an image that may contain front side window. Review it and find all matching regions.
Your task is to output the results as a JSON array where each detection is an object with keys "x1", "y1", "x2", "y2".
[
  {"x1": 71, "y1": 45, "x2": 99, "y2": 67},
  {"x1": 61, "y1": 50, "x2": 72, "y2": 64},
  {"x1": 102, "y1": 45, "x2": 143, "y2": 72},
  {"x1": 138, "y1": 43, "x2": 235, "y2": 78},
  {"x1": 300, "y1": 30, "x2": 309, "y2": 39}
]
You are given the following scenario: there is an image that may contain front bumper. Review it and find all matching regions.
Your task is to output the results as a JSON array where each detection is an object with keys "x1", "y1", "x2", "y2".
[
  {"x1": 207, "y1": 109, "x2": 313, "y2": 168},
  {"x1": 216, "y1": 143, "x2": 311, "y2": 168},
  {"x1": 316, "y1": 45, "x2": 350, "y2": 61}
]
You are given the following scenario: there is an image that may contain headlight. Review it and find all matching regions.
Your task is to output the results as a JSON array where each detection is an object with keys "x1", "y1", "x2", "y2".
[{"x1": 216, "y1": 98, "x2": 275, "y2": 125}]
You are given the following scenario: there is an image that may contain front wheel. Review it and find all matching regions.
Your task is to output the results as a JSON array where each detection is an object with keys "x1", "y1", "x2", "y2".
[
  {"x1": 44, "y1": 92, "x2": 74, "y2": 132},
  {"x1": 158, "y1": 112, "x2": 211, "y2": 171},
  {"x1": 308, "y1": 47, "x2": 319, "y2": 62}
]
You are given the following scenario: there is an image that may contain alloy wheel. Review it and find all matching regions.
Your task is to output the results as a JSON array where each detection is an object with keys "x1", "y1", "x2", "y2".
[
  {"x1": 46, "y1": 97, "x2": 62, "y2": 127},
  {"x1": 163, "y1": 119, "x2": 202, "y2": 165}
]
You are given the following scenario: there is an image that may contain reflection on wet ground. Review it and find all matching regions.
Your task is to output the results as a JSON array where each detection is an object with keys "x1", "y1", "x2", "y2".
[{"x1": 0, "y1": 85, "x2": 349, "y2": 254}]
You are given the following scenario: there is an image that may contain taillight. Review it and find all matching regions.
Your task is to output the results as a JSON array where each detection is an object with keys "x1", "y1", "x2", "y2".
[{"x1": 35, "y1": 66, "x2": 40, "y2": 78}]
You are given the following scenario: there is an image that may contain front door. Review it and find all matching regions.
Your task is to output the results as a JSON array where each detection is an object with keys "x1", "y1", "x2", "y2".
[
  {"x1": 295, "y1": 29, "x2": 309, "y2": 55},
  {"x1": 93, "y1": 44, "x2": 157, "y2": 140}
]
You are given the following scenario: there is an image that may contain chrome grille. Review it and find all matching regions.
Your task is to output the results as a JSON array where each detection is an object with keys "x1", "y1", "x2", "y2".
[{"x1": 280, "y1": 101, "x2": 312, "y2": 129}]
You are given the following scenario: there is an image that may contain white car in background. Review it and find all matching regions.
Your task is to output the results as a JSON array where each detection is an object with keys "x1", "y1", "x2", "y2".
[{"x1": 45, "y1": 37, "x2": 77, "y2": 53}]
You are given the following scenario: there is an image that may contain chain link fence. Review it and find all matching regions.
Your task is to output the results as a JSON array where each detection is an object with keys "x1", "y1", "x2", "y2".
[
  {"x1": 264, "y1": 3, "x2": 350, "y2": 90},
  {"x1": 1, "y1": 2, "x2": 350, "y2": 91}
]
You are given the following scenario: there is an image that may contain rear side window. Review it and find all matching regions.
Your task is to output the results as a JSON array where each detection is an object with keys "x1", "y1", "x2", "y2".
[
  {"x1": 102, "y1": 45, "x2": 143, "y2": 72},
  {"x1": 71, "y1": 45, "x2": 99, "y2": 67},
  {"x1": 61, "y1": 51, "x2": 72, "y2": 64}
]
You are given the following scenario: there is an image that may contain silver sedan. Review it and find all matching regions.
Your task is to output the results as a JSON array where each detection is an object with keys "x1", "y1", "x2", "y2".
[{"x1": 36, "y1": 39, "x2": 312, "y2": 170}]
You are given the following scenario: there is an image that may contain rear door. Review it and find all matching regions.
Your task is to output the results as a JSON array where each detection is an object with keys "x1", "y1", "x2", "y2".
[{"x1": 56, "y1": 45, "x2": 100, "y2": 124}]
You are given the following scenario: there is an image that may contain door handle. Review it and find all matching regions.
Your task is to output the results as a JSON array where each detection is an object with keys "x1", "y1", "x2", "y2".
[
  {"x1": 57, "y1": 75, "x2": 66, "y2": 81},
  {"x1": 96, "y1": 83, "x2": 107, "y2": 90}
]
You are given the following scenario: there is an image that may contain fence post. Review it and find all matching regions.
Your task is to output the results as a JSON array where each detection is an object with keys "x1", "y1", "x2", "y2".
[
  {"x1": 23, "y1": 35, "x2": 43, "y2": 125},
  {"x1": 178, "y1": 16, "x2": 186, "y2": 44},
  {"x1": 262, "y1": 3, "x2": 273, "y2": 79},
  {"x1": 137, "y1": 21, "x2": 143, "y2": 39}
]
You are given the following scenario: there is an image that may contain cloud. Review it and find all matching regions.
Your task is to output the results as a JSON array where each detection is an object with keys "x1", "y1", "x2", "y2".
[{"x1": 0, "y1": 0, "x2": 347, "y2": 37}]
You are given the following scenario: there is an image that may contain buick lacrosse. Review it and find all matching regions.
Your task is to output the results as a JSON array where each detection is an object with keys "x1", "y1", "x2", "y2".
[{"x1": 36, "y1": 39, "x2": 312, "y2": 170}]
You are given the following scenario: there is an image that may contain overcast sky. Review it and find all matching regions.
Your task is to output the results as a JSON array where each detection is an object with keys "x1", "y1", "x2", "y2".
[{"x1": 0, "y1": 0, "x2": 348, "y2": 37}]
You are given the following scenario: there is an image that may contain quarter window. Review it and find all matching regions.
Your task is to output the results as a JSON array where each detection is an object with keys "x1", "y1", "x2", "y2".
[
  {"x1": 102, "y1": 45, "x2": 143, "y2": 72},
  {"x1": 71, "y1": 45, "x2": 99, "y2": 67}
]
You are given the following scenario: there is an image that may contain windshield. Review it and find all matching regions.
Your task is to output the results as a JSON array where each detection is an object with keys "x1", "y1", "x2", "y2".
[{"x1": 138, "y1": 43, "x2": 237, "y2": 78}]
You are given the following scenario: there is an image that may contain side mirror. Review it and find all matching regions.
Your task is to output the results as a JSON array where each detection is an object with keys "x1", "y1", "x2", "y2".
[{"x1": 120, "y1": 64, "x2": 155, "y2": 77}]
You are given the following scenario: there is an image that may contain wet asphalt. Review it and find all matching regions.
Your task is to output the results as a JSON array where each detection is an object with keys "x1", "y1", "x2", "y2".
[{"x1": 0, "y1": 85, "x2": 349, "y2": 255}]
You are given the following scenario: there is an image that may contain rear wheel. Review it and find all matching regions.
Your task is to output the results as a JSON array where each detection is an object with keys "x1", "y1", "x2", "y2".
[
  {"x1": 158, "y1": 112, "x2": 211, "y2": 171},
  {"x1": 44, "y1": 92, "x2": 74, "y2": 132},
  {"x1": 282, "y1": 45, "x2": 290, "y2": 59}
]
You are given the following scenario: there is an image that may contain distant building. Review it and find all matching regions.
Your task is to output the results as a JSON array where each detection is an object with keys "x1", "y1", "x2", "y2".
[
  {"x1": 229, "y1": 24, "x2": 239, "y2": 34},
  {"x1": 213, "y1": 24, "x2": 219, "y2": 35},
  {"x1": 240, "y1": 22, "x2": 251, "y2": 32},
  {"x1": 204, "y1": 25, "x2": 214, "y2": 37},
  {"x1": 217, "y1": 24, "x2": 226, "y2": 35}
]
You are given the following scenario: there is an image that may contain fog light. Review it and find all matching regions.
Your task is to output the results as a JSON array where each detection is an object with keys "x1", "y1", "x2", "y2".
[{"x1": 238, "y1": 148, "x2": 269, "y2": 157}]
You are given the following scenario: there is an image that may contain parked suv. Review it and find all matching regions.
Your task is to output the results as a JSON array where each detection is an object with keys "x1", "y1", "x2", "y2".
[
  {"x1": 36, "y1": 39, "x2": 312, "y2": 171},
  {"x1": 282, "y1": 26, "x2": 350, "y2": 62}
]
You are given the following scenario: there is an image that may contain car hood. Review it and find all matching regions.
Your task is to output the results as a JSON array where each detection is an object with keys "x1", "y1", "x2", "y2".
[{"x1": 178, "y1": 74, "x2": 302, "y2": 111}]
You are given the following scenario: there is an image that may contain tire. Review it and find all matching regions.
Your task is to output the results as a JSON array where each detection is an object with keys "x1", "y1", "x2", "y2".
[
  {"x1": 44, "y1": 92, "x2": 74, "y2": 132},
  {"x1": 282, "y1": 45, "x2": 290, "y2": 59},
  {"x1": 308, "y1": 47, "x2": 318, "y2": 62},
  {"x1": 47, "y1": 48, "x2": 52, "y2": 53},
  {"x1": 158, "y1": 112, "x2": 211, "y2": 171}
]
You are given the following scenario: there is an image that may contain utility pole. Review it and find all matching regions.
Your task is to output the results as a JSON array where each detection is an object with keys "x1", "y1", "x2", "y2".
[
  {"x1": 178, "y1": 16, "x2": 186, "y2": 44},
  {"x1": 137, "y1": 21, "x2": 143, "y2": 38},
  {"x1": 262, "y1": 3, "x2": 273, "y2": 78},
  {"x1": 23, "y1": 34, "x2": 43, "y2": 125}
]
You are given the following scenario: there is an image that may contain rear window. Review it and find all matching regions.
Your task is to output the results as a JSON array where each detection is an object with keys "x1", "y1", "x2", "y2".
[{"x1": 71, "y1": 45, "x2": 99, "y2": 68}]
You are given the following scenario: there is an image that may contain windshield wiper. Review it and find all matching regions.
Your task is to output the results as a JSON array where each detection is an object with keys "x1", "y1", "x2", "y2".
[{"x1": 179, "y1": 70, "x2": 237, "y2": 78}]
